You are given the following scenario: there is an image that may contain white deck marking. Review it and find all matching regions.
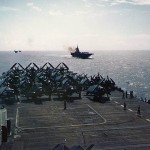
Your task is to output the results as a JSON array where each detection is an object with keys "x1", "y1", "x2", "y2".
[
  {"x1": 146, "y1": 119, "x2": 150, "y2": 122},
  {"x1": 21, "y1": 124, "x2": 150, "y2": 131},
  {"x1": 15, "y1": 107, "x2": 19, "y2": 128},
  {"x1": 120, "y1": 105, "x2": 124, "y2": 107},
  {"x1": 128, "y1": 109, "x2": 133, "y2": 112},
  {"x1": 114, "y1": 101, "x2": 119, "y2": 104},
  {"x1": 17, "y1": 104, "x2": 107, "y2": 130},
  {"x1": 16, "y1": 106, "x2": 24, "y2": 128},
  {"x1": 87, "y1": 104, "x2": 107, "y2": 124}
]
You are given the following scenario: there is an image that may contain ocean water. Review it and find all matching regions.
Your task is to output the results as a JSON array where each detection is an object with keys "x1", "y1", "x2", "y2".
[{"x1": 0, "y1": 50, "x2": 150, "y2": 99}]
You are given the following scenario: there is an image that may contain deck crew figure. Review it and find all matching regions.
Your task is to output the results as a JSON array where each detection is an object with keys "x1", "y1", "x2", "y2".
[
  {"x1": 122, "y1": 92, "x2": 125, "y2": 99},
  {"x1": 137, "y1": 105, "x2": 141, "y2": 116},
  {"x1": 63, "y1": 90, "x2": 67, "y2": 110},
  {"x1": 124, "y1": 102, "x2": 126, "y2": 110},
  {"x1": 130, "y1": 91, "x2": 133, "y2": 98},
  {"x1": 64, "y1": 99, "x2": 66, "y2": 110}
]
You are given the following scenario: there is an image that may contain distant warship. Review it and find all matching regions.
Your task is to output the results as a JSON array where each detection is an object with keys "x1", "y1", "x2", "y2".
[
  {"x1": 14, "y1": 50, "x2": 21, "y2": 53},
  {"x1": 70, "y1": 45, "x2": 93, "y2": 59}
]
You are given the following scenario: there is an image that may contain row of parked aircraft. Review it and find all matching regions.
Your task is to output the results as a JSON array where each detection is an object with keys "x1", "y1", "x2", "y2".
[{"x1": 0, "y1": 62, "x2": 117, "y2": 104}]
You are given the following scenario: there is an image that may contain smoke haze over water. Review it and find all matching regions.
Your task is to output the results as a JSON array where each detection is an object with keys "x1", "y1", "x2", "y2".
[{"x1": 67, "y1": 46, "x2": 75, "y2": 52}]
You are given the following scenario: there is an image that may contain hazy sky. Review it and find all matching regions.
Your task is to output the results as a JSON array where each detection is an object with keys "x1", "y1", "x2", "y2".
[{"x1": 0, "y1": 0, "x2": 150, "y2": 51}]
